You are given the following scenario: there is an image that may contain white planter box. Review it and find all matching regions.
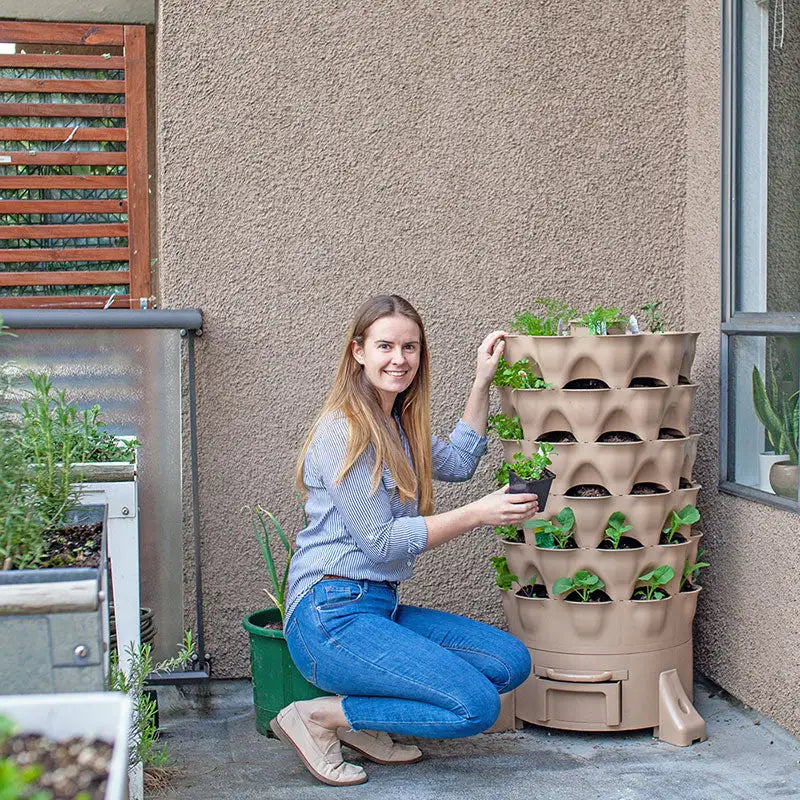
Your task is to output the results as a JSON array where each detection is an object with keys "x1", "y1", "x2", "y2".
[{"x1": 0, "y1": 692, "x2": 132, "y2": 800}]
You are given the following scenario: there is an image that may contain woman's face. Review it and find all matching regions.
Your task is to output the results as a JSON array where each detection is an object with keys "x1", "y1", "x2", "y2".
[{"x1": 352, "y1": 313, "x2": 422, "y2": 413}]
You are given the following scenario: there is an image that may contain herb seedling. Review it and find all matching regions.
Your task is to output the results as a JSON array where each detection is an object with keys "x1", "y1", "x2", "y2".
[
  {"x1": 492, "y1": 357, "x2": 552, "y2": 390},
  {"x1": 641, "y1": 301, "x2": 665, "y2": 333},
  {"x1": 662, "y1": 504, "x2": 700, "y2": 543},
  {"x1": 490, "y1": 555, "x2": 518, "y2": 590},
  {"x1": 495, "y1": 461, "x2": 510, "y2": 488},
  {"x1": 579, "y1": 306, "x2": 629, "y2": 336},
  {"x1": 507, "y1": 443, "x2": 554, "y2": 482},
  {"x1": 488, "y1": 413, "x2": 523, "y2": 440},
  {"x1": 494, "y1": 524, "x2": 523, "y2": 542},
  {"x1": 529, "y1": 507, "x2": 575, "y2": 548},
  {"x1": 681, "y1": 549, "x2": 710, "y2": 590},
  {"x1": 510, "y1": 299, "x2": 577, "y2": 337},
  {"x1": 552, "y1": 570, "x2": 606, "y2": 602},
  {"x1": 603, "y1": 511, "x2": 633, "y2": 549},
  {"x1": 634, "y1": 565, "x2": 674, "y2": 600}
]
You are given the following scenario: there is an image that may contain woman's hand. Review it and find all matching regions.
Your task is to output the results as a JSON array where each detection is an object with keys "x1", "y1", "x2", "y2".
[
  {"x1": 471, "y1": 485, "x2": 539, "y2": 526},
  {"x1": 474, "y1": 330, "x2": 506, "y2": 388}
]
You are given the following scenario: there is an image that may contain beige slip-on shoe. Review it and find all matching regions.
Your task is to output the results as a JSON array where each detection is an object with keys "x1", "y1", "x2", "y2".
[
  {"x1": 337, "y1": 728, "x2": 424, "y2": 765},
  {"x1": 270, "y1": 703, "x2": 368, "y2": 786}
]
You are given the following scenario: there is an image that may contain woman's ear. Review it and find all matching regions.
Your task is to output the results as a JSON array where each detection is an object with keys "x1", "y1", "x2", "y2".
[{"x1": 351, "y1": 340, "x2": 365, "y2": 365}]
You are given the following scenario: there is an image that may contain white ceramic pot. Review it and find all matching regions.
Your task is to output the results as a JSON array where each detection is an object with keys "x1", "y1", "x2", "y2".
[{"x1": 758, "y1": 452, "x2": 785, "y2": 493}]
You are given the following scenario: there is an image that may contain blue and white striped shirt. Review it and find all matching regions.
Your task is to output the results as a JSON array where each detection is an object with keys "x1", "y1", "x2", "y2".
[{"x1": 284, "y1": 412, "x2": 488, "y2": 625}]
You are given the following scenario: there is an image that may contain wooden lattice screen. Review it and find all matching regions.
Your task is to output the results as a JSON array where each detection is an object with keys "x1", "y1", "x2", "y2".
[{"x1": 0, "y1": 21, "x2": 151, "y2": 309}]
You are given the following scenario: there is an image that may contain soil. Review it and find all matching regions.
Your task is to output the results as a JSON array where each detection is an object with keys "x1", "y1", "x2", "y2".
[
  {"x1": 679, "y1": 477, "x2": 694, "y2": 489},
  {"x1": 678, "y1": 375, "x2": 692, "y2": 384},
  {"x1": 0, "y1": 733, "x2": 112, "y2": 800},
  {"x1": 565, "y1": 590, "x2": 611, "y2": 603},
  {"x1": 565, "y1": 484, "x2": 611, "y2": 497},
  {"x1": 680, "y1": 583, "x2": 700, "y2": 593},
  {"x1": 563, "y1": 378, "x2": 609, "y2": 390},
  {"x1": 262, "y1": 620, "x2": 284, "y2": 631},
  {"x1": 631, "y1": 589, "x2": 669, "y2": 601},
  {"x1": 39, "y1": 523, "x2": 103, "y2": 569},
  {"x1": 538, "y1": 431, "x2": 578, "y2": 443},
  {"x1": 536, "y1": 538, "x2": 578, "y2": 550},
  {"x1": 598, "y1": 536, "x2": 643, "y2": 550},
  {"x1": 630, "y1": 482, "x2": 668, "y2": 495},
  {"x1": 660, "y1": 533, "x2": 688, "y2": 545},
  {"x1": 628, "y1": 377, "x2": 666, "y2": 387},
  {"x1": 516, "y1": 584, "x2": 548, "y2": 599},
  {"x1": 658, "y1": 428, "x2": 685, "y2": 439},
  {"x1": 503, "y1": 531, "x2": 525, "y2": 544},
  {"x1": 596, "y1": 431, "x2": 641, "y2": 443}
]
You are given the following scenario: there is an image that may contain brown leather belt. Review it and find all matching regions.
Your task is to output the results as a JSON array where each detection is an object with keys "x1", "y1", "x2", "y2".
[{"x1": 321, "y1": 574, "x2": 350, "y2": 580}]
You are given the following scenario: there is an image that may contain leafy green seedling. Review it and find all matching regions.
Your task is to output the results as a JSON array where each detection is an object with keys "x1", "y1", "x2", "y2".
[
  {"x1": 641, "y1": 301, "x2": 665, "y2": 333},
  {"x1": 662, "y1": 504, "x2": 700, "y2": 543},
  {"x1": 493, "y1": 524, "x2": 523, "y2": 542},
  {"x1": 488, "y1": 413, "x2": 523, "y2": 440},
  {"x1": 634, "y1": 565, "x2": 674, "y2": 600},
  {"x1": 495, "y1": 462, "x2": 510, "y2": 488},
  {"x1": 552, "y1": 570, "x2": 606, "y2": 602},
  {"x1": 510, "y1": 299, "x2": 577, "y2": 337},
  {"x1": 490, "y1": 555, "x2": 518, "y2": 591},
  {"x1": 507, "y1": 444, "x2": 555, "y2": 482},
  {"x1": 492, "y1": 357, "x2": 552, "y2": 390},
  {"x1": 603, "y1": 511, "x2": 633, "y2": 549},
  {"x1": 529, "y1": 507, "x2": 575, "y2": 549},
  {"x1": 681, "y1": 548, "x2": 710, "y2": 590},
  {"x1": 579, "y1": 306, "x2": 629, "y2": 336}
]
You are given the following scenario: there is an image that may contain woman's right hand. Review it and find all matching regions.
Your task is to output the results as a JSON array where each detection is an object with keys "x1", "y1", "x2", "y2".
[{"x1": 471, "y1": 486, "x2": 539, "y2": 526}]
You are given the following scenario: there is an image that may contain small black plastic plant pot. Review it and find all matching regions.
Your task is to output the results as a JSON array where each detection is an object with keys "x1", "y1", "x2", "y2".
[{"x1": 508, "y1": 468, "x2": 555, "y2": 511}]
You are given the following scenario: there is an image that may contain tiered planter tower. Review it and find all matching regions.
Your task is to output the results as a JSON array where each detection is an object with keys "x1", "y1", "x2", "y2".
[{"x1": 497, "y1": 329, "x2": 707, "y2": 746}]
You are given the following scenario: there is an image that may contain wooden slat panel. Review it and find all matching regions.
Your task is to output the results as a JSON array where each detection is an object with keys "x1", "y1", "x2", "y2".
[
  {"x1": 0, "y1": 294, "x2": 131, "y2": 309},
  {"x1": 0, "y1": 269, "x2": 130, "y2": 286},
  {"x1": 0, "y1": 247, "x2": 129, "y2": 263},
  {"x1": 0, "y1": 224, "x2": 128, "y2": 239},
  {"x1": 0, "y1": 22, "x2": 124, "y2": 47},
  {"x1": 0, "y1": 152, "x2": 127, "y2": 165},
  {"x1": 123, "y1": 26, "x2": 151, "y2": 309},
  {"x1": 0, "y1": 127, "x2": 127, "y2": 142},
  {"x1": 0, "y1": 79, "x2": 126, "y2": 94},
  {"x1": 0, "y1": 200, "x2": 127, "y2": 213},
  {"x1": 0, "y1": 54, "x2": 125, "y2": 70},
  {"x1": 0, "y1": 103, "x2": 125, "y2": 118},
  {"x1": 0, "y1": 176, "x2": 127, "y2": 189}
]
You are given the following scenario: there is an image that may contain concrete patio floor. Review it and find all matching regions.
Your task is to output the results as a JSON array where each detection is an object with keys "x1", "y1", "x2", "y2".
[{"x1": 150, "y1": 677, "x2": 800, "y2": 800}]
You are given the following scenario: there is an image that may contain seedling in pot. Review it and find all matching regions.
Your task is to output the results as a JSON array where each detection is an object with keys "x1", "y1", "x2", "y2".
[
  {"x1": 529, "y1": 507, "x2": 575, "y2": 549},
  {"x1": 602, "y1": 511, "x2": 633, "y2": 549},
  {"x1": 509, "y1": 299, "x2": 577, "y2": 337},
  {"x1": 641, "y1": 301, "x2": 666, "y2": 333},
  {"x1": 661, "y1": 504, "x2": 700, "y2": 544},
  {"x1": 516, "y1": 574, "x2": 548, "y2": 599},
  {"x1": 681, "y1": 549, "x2": 710, "y2": 591},
  {"x1": 490, "y1": 555, "x2": 518, "y2": 591},
  {"x1": 553, "y1": 570, "x2": 607, "y2": 602},
  {"x1": 579, "y1": 306, "x2": 629, "y2": 336},
  {"x1": 494, "y1": 524, "x2": 524, "y2": 543},
  {"x1": 488, "y1": 413, "x2": 523, "y2": 441},
  {"x1": 633, "y1": 565, "x2": 674, "y2": 600},
  {"x1": 507, "y1": 444, "x2": 554, "y2": 482},
  {"x1": 492, "y1": 356, "x2": 552, "y2": 390}
]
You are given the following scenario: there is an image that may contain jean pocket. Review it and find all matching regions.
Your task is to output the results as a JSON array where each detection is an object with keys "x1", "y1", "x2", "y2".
[
  {"x1": 285, "y1": 617, "x2": 317, "y2": 685},
  {"x1": 315, "y1": 581, "x2": 364, "y2": 610}
]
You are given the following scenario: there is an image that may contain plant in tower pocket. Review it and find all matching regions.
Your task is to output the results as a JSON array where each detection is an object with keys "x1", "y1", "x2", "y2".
[
  {"x1": 578, "y1": 306, "x2": 629, "y2": 336},
  {"x1": 492, "y1": 357, "x2": 552, "y2": 390},
  {"x1": 528, "y1": 507, "x2": 575, "y2": 549},
  {"x1": 488, "y1": 413, "x2": 523, "y2": 441},
  {"x1": 490, "y1": 556, "x2": 546, "y2": 598},
  {"x1": 632, "y1": 565, "x2": 674, "y2": 601},
  {"x1": 661, "y1": 504, "x2": 700, "y2": 544},
  {"x1": 493, "y1": 524, "x2": 524, "y2": 544},
  {"x1": 641, "y1": 301, "x2": 666, "y2": 333},
  {"x1": 509, "y1": 299, "x2": 577, "y2": 337},
  {"x1": 601, "y1": 511, "x2": 638, "y2": 549},
  {"x1": 681, "y1": 550, "x2": 709, "y2": 592},
  {"x1": 553, "y1": 570, "x2": 608, "y2": 602}
]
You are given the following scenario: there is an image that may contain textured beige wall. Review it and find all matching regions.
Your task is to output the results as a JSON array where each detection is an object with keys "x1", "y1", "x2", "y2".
[
  {"x1": 155, "y1": 2, "x2": 688, "y2": 677},
  {"x1": 0, "y1": 0, "x2": 154, "y2": 24}
]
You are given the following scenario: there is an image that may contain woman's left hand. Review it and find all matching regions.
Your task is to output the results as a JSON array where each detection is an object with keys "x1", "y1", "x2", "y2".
[{"x1": 475, "y1": 330, "x2": 506, "y2": 388}]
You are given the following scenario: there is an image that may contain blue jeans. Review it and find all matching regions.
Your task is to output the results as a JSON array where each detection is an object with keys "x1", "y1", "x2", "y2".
[{"x1": 284, "y1": 578, "x2": 531, "y2": 739}]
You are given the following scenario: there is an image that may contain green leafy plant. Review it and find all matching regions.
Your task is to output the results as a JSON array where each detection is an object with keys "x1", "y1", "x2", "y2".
[
  {"x1": 490, "y1": 555, "x2": 518, "y2": 590},
  {"x1": 579, "y1": 306, "x2": 629, "y2": 336},
  {"x1": 529, "y1": 507, "x2": 575, "y2": 548},
  {"x1": 488, "y1": 413, "x2": 523, "y2": 440},
  {"x1": 506, "y1": 444, "x2": 554, "y2": 482},
  {"x1": 493, "y1": 524, "x2": 523, "y2": 542},
  {"x1": 509, "y1": 299, "x2": 577, "y2": 337},
  {"x1": 603, "y1": 511, "x2": 633, "y2": 549},
  {"x1": 681, "y1": 549, "x2": 710, "y2": 590},
  {"x1": 552, "y1": 570, "x2": 606, "y2": 602},
  {"x1": 634, "y1": 565, "x2": 674, "y2": 600},
  {"x1": 494, "y1": 461, "x2": 510, "y2": 488},
  {"x1": 662, "y1": 504, "x2": 700, "y2": 543},
  {"x1": 108, "y1": 632, "x2": 194, "y2": 770},
  {"x1": 492, "y1": 357, "x2": 552, "y2": 390},
  {"x1": 641, "y1": 301, "x2": 665, "y2": 333},
  {"x1": 752, "y1": 365, "x2": 799, "y2": 465}
]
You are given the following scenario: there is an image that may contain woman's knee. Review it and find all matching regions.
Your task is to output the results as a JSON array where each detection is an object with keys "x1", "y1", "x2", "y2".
[
  {"x1": 502, "y1": 636, "x2": 532, "y2": 693},
  {"x1": 451, "y1": 678, "x2": 501, "y2": 737}
]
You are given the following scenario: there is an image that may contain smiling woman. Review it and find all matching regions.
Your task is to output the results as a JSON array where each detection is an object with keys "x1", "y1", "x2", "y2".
[{"x1": 268, "y1": 294, "x2": 539, "y2": 786}]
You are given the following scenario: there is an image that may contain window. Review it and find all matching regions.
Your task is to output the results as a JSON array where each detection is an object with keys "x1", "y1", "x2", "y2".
[{"x1": 722, "y1": 0, "x2": 800, "y2": 509}]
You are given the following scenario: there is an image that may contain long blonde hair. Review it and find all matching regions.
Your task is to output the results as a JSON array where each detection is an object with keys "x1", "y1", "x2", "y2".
[{"x1": 295, "y1": 295, "x2": 433, "y2": 515}]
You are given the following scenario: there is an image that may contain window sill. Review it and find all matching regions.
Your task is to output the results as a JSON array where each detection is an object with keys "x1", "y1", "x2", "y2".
[{"x1": 718, "y1": 481, "x2": 799, "y2": 514}]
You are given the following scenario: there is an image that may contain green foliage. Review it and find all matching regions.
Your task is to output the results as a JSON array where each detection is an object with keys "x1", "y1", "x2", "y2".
[
  {"x1": 494, "y1": 461, "x2": 510, "y2": 488},
  {"x1": 493, "y1": 524, "x2": 523, "y2": 542},
  {"x1": 752, "y1": 365, "x2": 799, "y2": 465},
  {"x1": 603, "y1": 511, "x2": 633, "y2": 549},
  {"x1": 552, "y1": 570, "x2": 605, "y2": 602},
  {"x1": 662, "y1": 504, "x2": 700, "y2": 543},
  {"x1": 681, "y1": 549, "x2": 710, "y2": 590},
  {"x1": 509, "y1": 299, "x2": 577, "y2": 337},
  {"x1": 490, "y1": 555, "x2": 518, "y2": 590},
  {"x1": 635, "y1": 565, "x2": 674, "y2": 600},
  {"x1": 579, "y1": 306, "x2": 629, "y2": 336},
  {"x1": 506, "y1": 444, "x2": 554, "y2": 482},
  {"x1": 641, "y1": 301, "x2": 665, "y2": 333},
  {"x1": 492, "y1": 357, "x2": 551, "y2": 390},
  {"x1": 108, "y1": 632, "x2": 193, "y2": 769},
  {"x1": 529, "y1": 507, "x2": 575, "y2": 549},
  {"x1": 488, "y1": 413, "x2": 523, "y2": 441},
  {"x1": 0, "y1": 715, "x2": 50, "y2": 800}
]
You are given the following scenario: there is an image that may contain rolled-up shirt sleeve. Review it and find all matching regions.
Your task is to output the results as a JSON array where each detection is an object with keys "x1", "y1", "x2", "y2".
[
  {"x1": 310, "y1": 417, "x2": 428, "y2": 565},
  {"x1": 432, "y1": 419, "x2": 488, "y2": 482}
]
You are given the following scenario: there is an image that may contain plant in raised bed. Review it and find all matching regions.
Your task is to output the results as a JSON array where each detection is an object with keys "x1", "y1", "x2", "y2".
[
  {"x1": 529, "y1": 507, "x2": 575, "y2": 549},
  {"x1": 488, "y1": 413, "x2": 523, "y2": 441},
  {"x1": 641, "y1": 301, "x2": 666, "y2": 333},
  {"x1": 681, "y1": 549, "x2": 710, "y2": 591},
  {"x1": 493, "y1": 524, "x2": 524, "y2": 543},
  {"x1": 492, "y1": 356, "x2": 552, "y2": 390},
  {"x1": 553, "y1": 570, "x2": 607, "y2": 602},
  {"x1": 509, "y1": 298, "x2": 577, "y2": 337},
  {"x1": 661, "y1": 504, "x2": 700, "y2": 544},
  {"x1": 578, "y1": 306, "x2": 629, "y2": 336},
  {"x1": 601, "y1": 511, "x2": 634, "y2": 549},
  {"x1": 490, "y1": 555, "x2": 518, "y2": 591},
  {"x1": 633, "y1": 565, "x2": 674, "y2": 600}
]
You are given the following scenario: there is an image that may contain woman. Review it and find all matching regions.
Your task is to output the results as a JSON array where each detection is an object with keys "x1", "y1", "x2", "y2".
[{"x1": 272, "y1": 295, "x2": 539, "y2": 786}]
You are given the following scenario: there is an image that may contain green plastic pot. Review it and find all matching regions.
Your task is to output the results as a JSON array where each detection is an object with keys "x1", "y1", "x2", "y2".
[{"x1": 242, "y1": 607, "x2": 329, "y2": 735}]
